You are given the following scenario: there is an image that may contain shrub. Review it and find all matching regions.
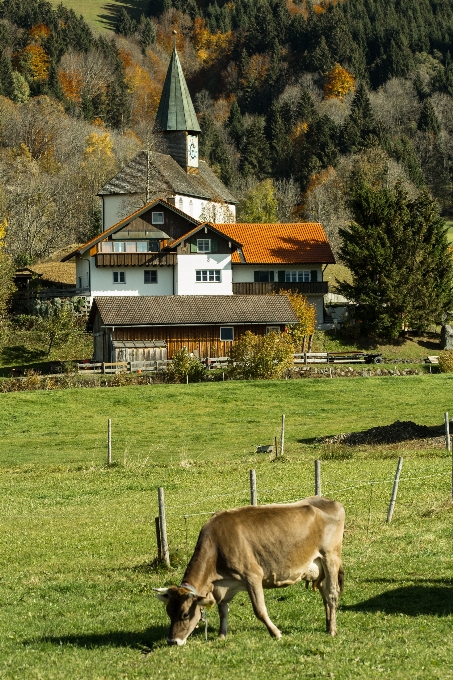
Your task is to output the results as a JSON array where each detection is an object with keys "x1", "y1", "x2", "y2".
[
  {"x1": 438, "y1": 350, "x2": 453, "y2": 373},
  {"x1": 228, "y1": 331, "x2": 295, "y2": 380},
  {"x1": 167, "y1": 347, "x2": 206, "y2": 383}
]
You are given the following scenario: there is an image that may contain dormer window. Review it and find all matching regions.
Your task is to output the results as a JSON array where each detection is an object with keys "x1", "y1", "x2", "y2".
[
  {"x1": 197, "y1": 239, "x2": 211, "y2": 253},
  {"x1": 152, "y1": 212, "x2": 164, "y2": 224}
]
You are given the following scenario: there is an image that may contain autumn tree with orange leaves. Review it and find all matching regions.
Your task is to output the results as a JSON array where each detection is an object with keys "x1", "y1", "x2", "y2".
[{"x1": 324, "y1": 63, "x2": 355, "y2": 100}]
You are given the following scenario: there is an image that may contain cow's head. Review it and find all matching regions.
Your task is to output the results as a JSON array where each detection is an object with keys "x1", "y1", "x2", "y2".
[{"x1": 154, "y1": 585, "x2": 215, "y2": 646}]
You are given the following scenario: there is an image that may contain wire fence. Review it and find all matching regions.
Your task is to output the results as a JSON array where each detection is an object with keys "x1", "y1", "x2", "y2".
[{"x1": 154, "y1": 456, "x2": 453, "y2": 566}]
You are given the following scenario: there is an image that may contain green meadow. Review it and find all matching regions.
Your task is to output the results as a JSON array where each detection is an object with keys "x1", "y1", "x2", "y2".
[
  {"x1": 1, "y1": 377, "x2": 453, "y2": 679},
  {"x1": 49, "y1": 0, "x2": 149, "y2": 32}
]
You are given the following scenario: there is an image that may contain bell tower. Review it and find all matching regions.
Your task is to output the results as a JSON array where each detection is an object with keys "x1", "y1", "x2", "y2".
[{"x1": 154, "y1": 32, "x2": 201, "y2": 173}]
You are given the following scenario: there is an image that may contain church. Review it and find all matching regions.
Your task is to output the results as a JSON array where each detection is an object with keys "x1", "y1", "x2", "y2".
[
  {"x1": 98, "y1": 41, "x2": 237, "y2": 230},
  {"x1": 63, "y1": 41, "x2": 335, "y2": 362}
]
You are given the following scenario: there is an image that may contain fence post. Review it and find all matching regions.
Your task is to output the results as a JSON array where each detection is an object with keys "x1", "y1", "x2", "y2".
[
  {"x1": 155, "y1": 516, "x2": 162, "y2": 561},
  {"x1": 315, "y1": 459, "x2": 321, "y2": 496},
  {"x1": 387, "y1": 457, "x2": 403, "y2": 523},
  {"x1": 280, "y1": 414, "x2": 285, "y2": 457},
  {"x1": 107, "y1": 418, "x2": 112, "y2": 465},
  {"x1": 250, "y1": 469, "x2": 257, "y2": 506},
  {"x1": 158, "y1": 487, "x2": 170, "y2": 567},
  {"x1": 274, "y1": 435, "x2": 279, "y2": 458},
  {"x1": 445, "y1": 412, "x2": 450, "y2": 452}
]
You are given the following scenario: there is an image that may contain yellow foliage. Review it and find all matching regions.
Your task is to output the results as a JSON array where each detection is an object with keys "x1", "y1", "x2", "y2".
[
  {"x1": 279, "y1": 290, "x2": 316, "y2": 349},
  {"x1": 324, "y1": 63, "x2": 355, "y2": 100},
  {"x1": 193, "y1": 17, "x2": 233, "y2": 66},
  {"x1": 84, "y1": 133, "x2": 114, "y2": 159},
  {"x1": 438, "y1": 350, "x2": 453, "y2": 373},
  {"x1": 0, "y1": 218, "x2": 7, "y2": 251},
  {"x1": 29, "y1": 23, "x2": 51, "y2": 42},
  {"x1": 58, "y1": 69, "x2": 83, "y2": 102},
  {"x1": 20, "y1": 44, "x2": 50, "y2": 81}
]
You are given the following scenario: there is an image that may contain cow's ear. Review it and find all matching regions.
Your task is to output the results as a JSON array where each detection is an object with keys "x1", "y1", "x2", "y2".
[
  {"x1": 153, "y1": 587, "x2": 170, "y2": 603},
  {"x1": 196, "y1": 593, "x2": 215, "y2": 609}
]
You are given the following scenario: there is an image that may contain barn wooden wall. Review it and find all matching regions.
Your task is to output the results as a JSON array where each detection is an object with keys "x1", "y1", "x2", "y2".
[{"x1": 112, "y1": 324, "x2": 284, "y2": 358}]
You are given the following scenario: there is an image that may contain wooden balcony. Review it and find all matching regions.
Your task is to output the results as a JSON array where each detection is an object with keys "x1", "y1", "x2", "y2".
[
  {"x1": 233, "y1": 281, "x2": 328, "y2": 295},
  {"x1": 95, "y1": 253, "x2": 176, "y2": 267}
]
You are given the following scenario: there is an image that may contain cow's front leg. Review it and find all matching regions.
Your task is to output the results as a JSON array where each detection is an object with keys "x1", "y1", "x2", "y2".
[
  {"x1": 246, "y1": 578, "x2": 281, "y2": 639},
  {"x1": 218, "y1": 602, "x2": 229, "y2": 639}
]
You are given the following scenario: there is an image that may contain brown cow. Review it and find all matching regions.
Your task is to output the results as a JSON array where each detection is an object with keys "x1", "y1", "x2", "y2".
[{"x1": 155, "y1": 497, "x2": 345, "y2": 645}]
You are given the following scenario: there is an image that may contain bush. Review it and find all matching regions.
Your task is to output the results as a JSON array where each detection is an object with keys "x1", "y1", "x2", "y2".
[
  {"x1": 167, "y1": 347, "x2": 206, "y2": 383},
  {"x1": 438, "y1": 350, "x2": 453, "y2": 373},
  {"x1": 228, "y1": 331, "x2": 295, "y2": 380}
]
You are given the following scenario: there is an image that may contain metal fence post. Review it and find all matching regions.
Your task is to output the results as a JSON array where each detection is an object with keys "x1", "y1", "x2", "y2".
[
  {"x1": 158, "y1": 487, "x2": 170, "y2": 566},
  {"x1": 445, "y1": 412, "x2": 450, "y2": 452},
  {"x1": 280, "y1": 414, "x2": 285, "y2": 457}
]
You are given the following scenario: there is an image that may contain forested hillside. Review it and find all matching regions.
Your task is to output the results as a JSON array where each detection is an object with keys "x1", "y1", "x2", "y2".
[{"x1": 2, "y1": 0, "x2": 453, "y2": 263}]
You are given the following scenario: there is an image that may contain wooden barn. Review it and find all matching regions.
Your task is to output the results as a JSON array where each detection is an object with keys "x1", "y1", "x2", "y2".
[{"x1": 88, "y1": 295, "x2": 299, "y2": 361}]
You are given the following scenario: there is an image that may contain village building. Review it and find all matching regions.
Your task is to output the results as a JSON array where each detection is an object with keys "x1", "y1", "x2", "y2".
[
  {"x1": 63, "y1": 39, "x2": 336, "y2": 361},
  {"x1": 98, "y1": 43, "x2": 237, "y2": 229}
]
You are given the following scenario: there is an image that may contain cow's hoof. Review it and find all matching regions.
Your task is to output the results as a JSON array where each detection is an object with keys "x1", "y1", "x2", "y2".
[{"x1": 218, "y1": 634, "x2": 226, "y2": 640}]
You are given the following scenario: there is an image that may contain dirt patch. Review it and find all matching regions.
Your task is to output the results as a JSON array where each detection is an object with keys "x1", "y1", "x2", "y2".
[{"x1": 319, "y1": 420, "x2": 447, "y2": 447}]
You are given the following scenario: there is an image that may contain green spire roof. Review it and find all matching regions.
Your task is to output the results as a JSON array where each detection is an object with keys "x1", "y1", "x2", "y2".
[{"x1": 154, "y1": 46, "x2": 201, "y2": 133}]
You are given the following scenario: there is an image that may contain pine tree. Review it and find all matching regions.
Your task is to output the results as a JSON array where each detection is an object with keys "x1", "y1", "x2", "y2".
[
  {"x1": 0, "y1": 53, "x2": 15, "y2": 99},
  {"x1": 226, "y1": 100, "x2": 244, "y2": 148},
  {"x1": 341, "y1": 83, "x2": 379, "y2": 154},
  {"x1": 337, "y1": 182, "x2": 453, "y2": 338},
  {"x1": 418, "y1": 99, "x2": 440, "y2": 135},
  {"x1": 240, "y1": 117, "x2": 271, "y2": 179},
  {"x1": 140, "y1": 16, "x2": 155, "y2": 56},
  {"x1": 115, "y1": 8, "x2": 137, "y2": 37}
]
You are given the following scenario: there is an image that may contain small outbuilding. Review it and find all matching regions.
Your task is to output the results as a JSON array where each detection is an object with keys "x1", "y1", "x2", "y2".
[{"x1": 88, "y1": 294, "x2": 299, "y2": 361}]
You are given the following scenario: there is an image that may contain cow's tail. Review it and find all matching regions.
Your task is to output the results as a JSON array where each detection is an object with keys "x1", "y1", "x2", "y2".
[{"x1": 338, "y1": 563, "x2": 344, "y2": 594}]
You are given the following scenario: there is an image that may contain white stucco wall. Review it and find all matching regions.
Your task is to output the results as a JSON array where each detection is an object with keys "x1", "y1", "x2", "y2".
[
  {"x1": 75, "y1": 258, "x2": 90, "y2": 291},
  {"x1": 232, "y1": 265, "x2": 323, "y2": 283},
  {"x1": 175, "y1": 254, "x2": 232, "y2": 295},
  {"x1": 89, "y1": 258, "x2": 174, "y2": 302},
  {"x1": 172, "y1": 195, "x2": 236, "y2": 223},
  {"x1": 102, "y1": 195, "x2": 144, "y2": 230}
]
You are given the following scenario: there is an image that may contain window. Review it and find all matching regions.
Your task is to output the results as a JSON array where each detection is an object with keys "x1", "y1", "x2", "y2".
[
  {"x1": 113, "y1": 241, "x2": 126, "y2": 253},
  {"x1": 125, "y1": 241, "x2": 136, "y2": 253},
  {"x1": 178, "y1": 198, "x2": 184, "y2": 211},
  {"x1": 196, "y1": 270, "x2": 221, "y2": 282},
  {"x1": 113, "y1": 271, "x2": 126, "y2": 283},
  {"x1": 285, "y1": 270, "x2": 310, "y2": 282},
  {"x1": 149, "y1": 240, "x2": 160, "y2": 252},
  {"x1": 220, "y1": 327, "x2": 234, "y2": 341},
  {"x1": 144, "y1": 270, "x2": 157, "y2": 284},
  {"x1": 266, "y1": 326, "x2": 281, "y2": 334},
  {"x1": 137, "y1": 241, "x2": 149, "y2": 252},
  {"x1": 152, "y1": 212, "x2": 164, "y2": 224},
  {"x1": 100, "y1": 241, "x2": 112, "y2": 253},
  {"x1": 197, "y1": 239, "x2": 211, "y2": 253},
  {"x1": 254, "y1": 270, "x2": 274, "y2": 282},
  {"x1": 78, "y1": 276, "x2": 82, "y2": 289}
]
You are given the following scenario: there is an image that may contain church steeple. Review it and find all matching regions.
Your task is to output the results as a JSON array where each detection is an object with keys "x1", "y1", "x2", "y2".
[{"x1": 154, "y1": 34, "x2": 201, "y2": 171}]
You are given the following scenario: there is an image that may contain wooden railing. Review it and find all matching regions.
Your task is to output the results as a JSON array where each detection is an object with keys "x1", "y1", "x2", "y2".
[
  {"x1": 77, "y1": 360, "x2": 171, "y2": 373},
  {"x1": 232, "y1": 282, "x2": 328, "y2": 295}
]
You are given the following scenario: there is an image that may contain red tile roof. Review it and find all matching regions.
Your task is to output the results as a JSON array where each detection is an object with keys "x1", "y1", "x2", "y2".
[{"x1": 213, "y1": 223, "x2": 335, "y2": 265}]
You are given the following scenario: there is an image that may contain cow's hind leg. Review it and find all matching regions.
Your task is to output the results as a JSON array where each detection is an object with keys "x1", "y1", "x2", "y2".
[
  {"x1": 218, "y1": 602, "x2": 229, "y2": 639},
  {"x1": 319, "y1": 557, "x2": 342, "y2": 637},
  {"x1": 245, "y1": 577, "x2": 281, "y2": 639}
]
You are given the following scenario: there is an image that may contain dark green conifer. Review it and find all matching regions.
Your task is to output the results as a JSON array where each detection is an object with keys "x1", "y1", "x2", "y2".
[
  {"x1": 418, "y1": 99, "x2": 440, "y2": 135},
  {"x1": 116, "y1": 8, "x2": 137, "y2": 37},
  {"x1": 140, "y1": 16, "x2": 155, "y2": 56},
  {"x1": 240, "y1": 117, "x2": 271, "y2": 179},
  {"x1": 226, "y1": 100, "x2": 244, "y2": 148}
]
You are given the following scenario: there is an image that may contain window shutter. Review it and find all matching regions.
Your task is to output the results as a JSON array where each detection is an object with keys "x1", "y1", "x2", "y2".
[
  {"x1": 211, "y1": 238, "x2": 218, "y2": 252},
  {"x1": 254, "y1": 271, "x2": 260, "y2": 282},
  {"x1": 310, "y1": 270, "x2": 318, "y2": 282},
  {"x1": 190, "y1": 240, "x2": 197, "y2": 253},
  {"x1": 278, "y1": 270, "x2": 285, "y2": 283},
  {"x1": 269, "y1": 271, "x2": 275, "y2": 282}
]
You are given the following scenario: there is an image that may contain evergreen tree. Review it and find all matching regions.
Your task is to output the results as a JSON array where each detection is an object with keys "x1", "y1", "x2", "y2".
[
  {"x1": 140, "y1": 16, "x2": 155, "y2": 56},
  {"x1": 338, "y1": 183, "x2": 453, "y2": 338},
  {"x1": 0, "y1": 53, "x2": 15, "y2": 99},
  {"x1": 226, "y1": 100, "x2": 244, "y2": 148},
  {"x1": 146, "y1": 0, "x2": 172, "y2": 16},
  {"x1": 341, "y1": 83, "x2": 379, "y2": 154},
  {"x1": 116, "y1": 7, "x2": 137, "y2": 37},
  {"x1": 240, "y1": 117, "x2": 272, "y2": 179},
  {"x1": 418, "y1": 99, "x2": 440, "y2": 135}
]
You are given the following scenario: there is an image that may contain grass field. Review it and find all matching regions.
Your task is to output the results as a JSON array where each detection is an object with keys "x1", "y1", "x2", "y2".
[
  {"x1": 1, "y1": 377, "x2": 453, "y2": 679},
  {"x1": 49, "y1": 0, "x2": 148, "y2": 32}
]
